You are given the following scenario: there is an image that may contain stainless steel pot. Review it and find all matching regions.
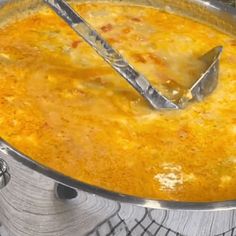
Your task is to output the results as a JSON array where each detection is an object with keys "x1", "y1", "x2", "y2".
[{"x1": 0, "y1": 0, "x2": 236, "y2": 211}]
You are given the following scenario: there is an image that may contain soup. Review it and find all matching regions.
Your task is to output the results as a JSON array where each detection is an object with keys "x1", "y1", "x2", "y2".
[{"x1": 0, "y1": 2, "x2": 235, "y2": 201}]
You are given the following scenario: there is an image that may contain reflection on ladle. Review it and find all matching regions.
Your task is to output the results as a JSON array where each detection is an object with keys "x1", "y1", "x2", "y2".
[{"x1": 44, "y1": 0, "x2": 223, "y2": 110}]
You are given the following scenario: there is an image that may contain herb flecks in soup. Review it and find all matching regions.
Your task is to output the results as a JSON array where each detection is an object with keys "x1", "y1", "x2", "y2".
[{"x1": 0, "y1": 3, "x2": 235, "y2": 201}]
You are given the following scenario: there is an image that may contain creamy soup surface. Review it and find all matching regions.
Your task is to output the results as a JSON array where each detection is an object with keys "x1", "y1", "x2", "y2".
[{"x1": 0, "y1": 2, "x2": 235, "y2": 201}]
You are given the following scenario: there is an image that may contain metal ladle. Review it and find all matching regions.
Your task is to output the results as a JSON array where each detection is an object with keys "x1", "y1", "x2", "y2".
[{"x1": 44, "y1": 0, "x2": 223, "y2": 110}]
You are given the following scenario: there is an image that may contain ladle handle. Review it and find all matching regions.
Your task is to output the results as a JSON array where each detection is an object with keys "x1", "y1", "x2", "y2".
[{"x1": 44, "y1": 0, "x2": 178, "y2": 109}]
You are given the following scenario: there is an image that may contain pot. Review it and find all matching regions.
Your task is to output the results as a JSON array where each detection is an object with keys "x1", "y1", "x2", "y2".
[{"x1": 0, "y1": 0, "x2": 235, "y2": 212}]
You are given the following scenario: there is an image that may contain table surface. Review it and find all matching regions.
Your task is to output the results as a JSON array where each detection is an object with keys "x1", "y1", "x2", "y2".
[{"x1": 0, "y1": 1, "x2": 236, "y2": 236}]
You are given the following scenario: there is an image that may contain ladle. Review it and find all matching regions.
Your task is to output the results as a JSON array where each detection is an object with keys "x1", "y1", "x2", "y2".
[{"x1": 44, "y1": 0, "x2": 223, "y2": 109}]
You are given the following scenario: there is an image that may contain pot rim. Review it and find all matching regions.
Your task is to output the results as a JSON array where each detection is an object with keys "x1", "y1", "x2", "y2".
[{"x1": 1, "y1": 138, "x2": 236, "y2": 211}]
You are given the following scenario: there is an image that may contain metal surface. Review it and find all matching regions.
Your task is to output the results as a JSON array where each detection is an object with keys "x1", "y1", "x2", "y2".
[
  {"x1": 189, "y1": 46, "x2": 223, "y2": 103},
  {"x1": 0, "y1": 159, "x2": 10, "y2": 189},
  {"x1": 54, "y1": 183, "x2": 78, "y2": 200},
  {"x1": 44, "y1": 0, "x2": 222, "y2": 110},
  {"x1": 0, "y1": 0, "x2": 235, "y2": 210}
]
